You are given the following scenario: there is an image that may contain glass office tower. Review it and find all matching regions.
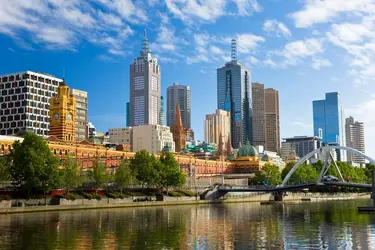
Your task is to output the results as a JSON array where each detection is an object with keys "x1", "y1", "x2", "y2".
[
  {"x1": 217, "y1": 39, "x2": 252, "y2": 148},
  {"x1": 313, "y1": 92, "x2": 346, "y2": 161}
]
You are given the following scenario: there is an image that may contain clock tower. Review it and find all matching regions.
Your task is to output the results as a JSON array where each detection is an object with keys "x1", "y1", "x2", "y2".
[{"x1": 49, "y1": 80, "x2": 76, "y2": 142}]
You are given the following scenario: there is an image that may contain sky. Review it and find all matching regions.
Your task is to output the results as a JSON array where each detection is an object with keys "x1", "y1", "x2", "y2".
[{"x1": 1, "y1": 0, "x2": 375, "y2": 157}]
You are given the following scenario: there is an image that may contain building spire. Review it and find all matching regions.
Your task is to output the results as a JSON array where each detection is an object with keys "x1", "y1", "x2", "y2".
[
  {"x1": 143, "y1": 29, "x2": 150, "y2": 57},
  {"x1": 231, "y1": 38, "x2": 237, "y2": 62},
  {"x1": 227, "y1": 134, "x2": 232, "y2": 154},
  {"x1": 173, "y1": 103, "x2": 183, "y2": 128}
]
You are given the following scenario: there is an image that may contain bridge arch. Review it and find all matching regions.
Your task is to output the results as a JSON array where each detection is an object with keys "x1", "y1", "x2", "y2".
[{"x1": 281, "y1": 145, "x2": 375, "y2": 186}]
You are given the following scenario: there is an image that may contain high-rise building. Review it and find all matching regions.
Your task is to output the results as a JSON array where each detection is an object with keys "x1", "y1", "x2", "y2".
[
  {"x1": 281, "y1": 136, "x2": 322, "y2": 161},
  {"x1": 167, "y1": 82, "x2": 191, "y2": 128},
  {"x1": 49, "y1": 81, "x2": 76, "y2": 142},
  {"x1": 132, "y1": 124, "x2": 175, "y2": 154},
  {"x1": 126, "y1": 102, "x2": 130, "y2": 127},
  {"x1": 0, "y1": 71, "x2": 62, "y2": 136},
  {"x1": 171, "y1": 103, "x2": 186, "y2": 152},
  {"x1": 129, "y1": 30, "x2": 161, "y2": 126},
  {"x1": 204, "y1": 109, "x2": 231, "y2": 150},
  {"x1": 160, "y1": 96, "x2": 164, "y2": 125},
  {"x1": 251, "y1": 83, "x2": 265, "y2": 147},
  {"x1": 265, "y1": 88, "x2": 280, "y2": 153},
  {"x1": 313, "y1": 92, "x2": 346, "y2": 161},
  {"x1": 217, "y1": 39, "x2": 252, "y2": 148},
  {"x1": 345, "y1": 116, "x2": 365, "y2": 165},
  {"x1": 70, "y1": 89, "x2": 87, "y2": 141}
]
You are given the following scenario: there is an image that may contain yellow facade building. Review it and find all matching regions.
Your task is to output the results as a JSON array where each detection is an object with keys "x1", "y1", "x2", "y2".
[{"x1": 49, "y1": 81, "x2": 76, "y2": 142}]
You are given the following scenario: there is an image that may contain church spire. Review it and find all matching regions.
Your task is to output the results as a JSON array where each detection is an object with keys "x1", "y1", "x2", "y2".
[
  {"x1": 172, "y1": 103, "x2": 186, "y2": 152},
  {"x1": 227, "y1": 134, "x2": 232, "y2": 154}
]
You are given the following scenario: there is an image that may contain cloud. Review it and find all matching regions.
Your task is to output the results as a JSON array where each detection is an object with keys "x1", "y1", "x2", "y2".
[
  {"x1": 290, "y1": 0, "x2": 374, "y2": 28},
  {"x1": 274, "y1": 38, "x2": 324, "y2": 66},
  {"x1": 263, "y1": 19, "x2": 292, "y2": 37},
  {"x1": 249, "y1": 56, "x2": 259, "y2": 64},
  {"x1": 236, "y1": 34, "x2": 265, "y2": 53},
  {"x1": 165, "y1": 0, "x2": 261, "y2": 24},
  {"x1": 0, "y1": 0, "x2": 142, "y2": 55},
  {"x1": 263, "y1": 58, "x2": 278, "y2": 68},
  {"x1": 311, "y1": 57, "x2": 332, "y2": 70}
]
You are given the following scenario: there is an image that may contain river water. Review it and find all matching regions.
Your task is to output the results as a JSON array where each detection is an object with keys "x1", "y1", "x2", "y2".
[{"x1": 1, "y1": 200, "x2": 375, "y2": 249}]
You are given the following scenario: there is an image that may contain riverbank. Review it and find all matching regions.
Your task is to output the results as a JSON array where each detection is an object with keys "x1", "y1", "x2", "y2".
[{"x1": 0, "y1": 192, "x2": 370, "y2": 214}]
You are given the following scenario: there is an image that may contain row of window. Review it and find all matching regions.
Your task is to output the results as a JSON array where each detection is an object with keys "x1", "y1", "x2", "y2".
[
  {"x1": 1, "y1": 101, "x2": 50, "y2": 110},
  {"x1": 1, "y1": 74, "x2": 60, "y2": 85},
  {"x1": 0, "y1": 128, "x2": 48, "y2": 136}
]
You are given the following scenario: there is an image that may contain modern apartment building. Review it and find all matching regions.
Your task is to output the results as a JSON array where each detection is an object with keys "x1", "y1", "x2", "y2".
[
  {"x1": 204, "y1": 109, "x2": 231, "y2": 150},
  {"x1": 281, "y1": 136, "x2": 322, "y2": 161},
  {"x1": 132, "y1": 124, "x2": 175, "y2": 154},
  {"x1": 265, "y1": 88, "x2": 280, "y2": 153},
  {"x1": 313, "y1": 92, "x2": 346, "y2": 161},
  {"x1": 0, "y1": 71, "x2": 61, "y2": 136},
  {"x1": 167, "y1": 82, "x2": 191, "y2": 128},
  {"x1": 251, "y1": 83, "x2": 265, "y2": 147},
  {"x1": 217, "y1": 39, "x2": 252, "y2": 148},
  {"x1": 129, "y1": 30, "x2": 161, "y2": 126},
  {"x1": 70, "y1": 89, "x2": 88, "y2": 141},
  {"x1": 108, "y1": 127, "x2": 133, "y2": 148},
  {"x1": 345, "y1": 116, "x2": 365, "y2": 165}
]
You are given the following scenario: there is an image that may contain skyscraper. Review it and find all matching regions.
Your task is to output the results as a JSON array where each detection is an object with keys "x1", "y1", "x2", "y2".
[
  {"x1": 126, "y1": 102, "x2": 130, "y2": 127},
  {"x1": 217, "y1": 39, "x2": 252, "y2": 148},
  {"x1": 345, "y1": 116, "x2": 365, "y2": 165},
  {"x1": 167, "y1": 82, "x2": 191, "y2": 128},
  {"x1": 160, "y1": 96, "x2": 164, "y2": 125},
  {"x1": 70, "y1": 88, "x2": 88, "y2": 141},
  {"x1": 313, "y1": 92, "x2": 346, "y2": 161},
  {"x1": 204, "y1": 109, "x2": 231, "y2": 150},
  {"x1": 265, "y1": 88, "x2": 280, "y2": 153},
  {"x1": 251, "y1": 83, "x2": 265, "y2": 147},
  {"x1": 129, "y1": 30, "x2": 161, "y2": 126}
]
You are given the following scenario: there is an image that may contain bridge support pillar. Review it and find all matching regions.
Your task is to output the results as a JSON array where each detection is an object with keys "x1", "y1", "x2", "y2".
[
  {"x1": 358, "y1": 170, "x2": 375, "y2": 212},
  {"x1": 273, "y1": 191, "x2": 284, "y2": 201}
]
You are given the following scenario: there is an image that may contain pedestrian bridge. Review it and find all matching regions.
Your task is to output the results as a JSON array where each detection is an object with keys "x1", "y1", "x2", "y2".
[{"x1": 218, "y1": 145, "x2": 375, "y2": 200}]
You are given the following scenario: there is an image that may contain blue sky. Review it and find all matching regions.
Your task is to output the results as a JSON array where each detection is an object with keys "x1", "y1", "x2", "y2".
[{"x1": 1, "y1": 0, "x2": 375, "y2": 157}]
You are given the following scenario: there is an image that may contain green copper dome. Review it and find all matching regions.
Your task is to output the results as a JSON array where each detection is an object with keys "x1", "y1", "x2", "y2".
[
  {"x1": 261, "y1": 154, "x2": 269, "y2": 161},
  {"x1": 161, "y1": 145, "x2": 171, "y2": 153},
  {"x1": 237, "y1": 140, "x2": 258, "y2": 157}
]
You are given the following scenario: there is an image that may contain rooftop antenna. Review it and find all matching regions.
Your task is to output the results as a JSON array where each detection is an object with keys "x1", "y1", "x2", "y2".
[
  {"x1": 143, "y1": 29, "x2": 150, "y2": 57},
  {"x1": 231, "y1": 38, "x2": 237, "y2": 62}
]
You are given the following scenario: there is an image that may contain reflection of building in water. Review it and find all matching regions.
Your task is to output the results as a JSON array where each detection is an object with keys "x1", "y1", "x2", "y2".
[
  {"x1": 351, "y1": 224, "x2": 371, "y2": 250},
  {"x1": 187, "y1": 206, "x2": 233, "y2": 250}
]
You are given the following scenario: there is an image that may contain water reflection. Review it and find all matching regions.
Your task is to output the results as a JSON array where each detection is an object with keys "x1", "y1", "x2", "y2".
[{"x1": 0, "y1": 200, "x2": 375, "y2": 249}]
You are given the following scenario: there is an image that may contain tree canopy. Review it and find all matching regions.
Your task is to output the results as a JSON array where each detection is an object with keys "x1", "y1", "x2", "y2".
[
  {"x1": 60, "y1": 158, "x2": 83, "y2": 194},
  {"x1": 89, "y1": 158, "x2": 108, "y2": 193},
  {"x1": 8, "y1": 132, "x2": 61, "y2": 196},
  {"x1": 115, "y1": 159, "x2": 135, "y2": 194}
]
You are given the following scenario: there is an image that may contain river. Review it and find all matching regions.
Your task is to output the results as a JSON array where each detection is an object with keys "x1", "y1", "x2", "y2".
[{"x1": 0, "y1": 200, "x2": 375, "y2": 249}]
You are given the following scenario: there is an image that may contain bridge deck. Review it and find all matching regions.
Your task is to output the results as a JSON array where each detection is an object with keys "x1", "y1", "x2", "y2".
[{"x1": 218, "y1": 182, "x2": 372, "y2": 193}]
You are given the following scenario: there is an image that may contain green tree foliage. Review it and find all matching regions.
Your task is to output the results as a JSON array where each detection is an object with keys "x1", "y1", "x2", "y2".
[
  {"x1": 249, "y1": 163, "x2": 281, "y2": 185},
  {"x1": 130, "y1": 150, "x2": 158, "y2": 189},
  {"x1": 89, "y1": 158, "x2": 108, "y2": 193},
  {"x1": 115, "y1": 159, "x2": 135, "y2": 194},
  {"x1": 60, "y1": 158, "x2": 83, "y2": 194},
  {"x1": 281, "y1": 161, "x2": 295, "y2": 180},
  {"x1": 9, "y1": 132, "x2": 61, "y2": 197},
  {"x1": 0, "y1": 156, "x2": 10, "y2": 182},
  {"x1": 157, "y1": 153, "x2": 186, "y2": 194}
]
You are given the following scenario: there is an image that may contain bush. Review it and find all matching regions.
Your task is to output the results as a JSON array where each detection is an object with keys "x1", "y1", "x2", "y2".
[
  {"x1": 0, "y1": 195, "x2": 11, "y2": 201},
  {"x1": 54, "y1": 193, "x2": 80, "y2": 200},
  {"x1": 178, "y1": 190, "x2": 196, "y2": 197},
  {"x1": 105, "y1": 191, "x2": 125, "y2": 199},
  {"x1": 168, "y1": 191, "x2": 182, "y2": 197},
  {"x1": 92, "y1": 194, "x2": 102, "y2": 200},
  {"x1": 78, "y1": 191, "x2": 93, "y2": 200}
]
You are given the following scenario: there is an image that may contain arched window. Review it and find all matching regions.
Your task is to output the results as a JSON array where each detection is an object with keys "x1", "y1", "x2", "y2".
[
  {"x1": 53, "y1": 149, "x2": 56, "y2": 155},
  {"x1": 65, "y1": 150, "x2": 68, "y2": 155},
  {"x1": 1, "y1": 144, "x2": 4, "y2": 151},
  {"x1": 70, "y1": 152, "x2": 76, "y2": 157},
  {"x1": 59, "y1": 150, "x2": 62, "y2": 156}
]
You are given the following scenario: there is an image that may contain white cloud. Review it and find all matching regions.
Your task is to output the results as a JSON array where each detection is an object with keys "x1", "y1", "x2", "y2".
[
  {"x1": 311, "y1": 57, "x2": 332, "y2": 70},
  {"x1": 210, "y1": 45, "x2": 224, "y2": 55},
  {"x1": 249, "y1": 56, "x2": 259, "y2": 64},
  {"x1": 263, "y1": 19, "x2": 292, "y2": 37},
  {"x1": 290, "y1": 0, "x2": 374, "y2": 28},
  {"x1": 263, "y1": 58, "x2": 278, "y2": 68},
  {"x1": 236, "y1": 34, "x2": 265, "y2": 53},
  {"x1": 165, "y1": 0, "x2": 261, "y2": 24},
  {"x1": 277, "y1": 38, "x2": 324, "y2": 65},
  {"x1": 0, "y1": 0, "x2": 141, "y2": 55}
]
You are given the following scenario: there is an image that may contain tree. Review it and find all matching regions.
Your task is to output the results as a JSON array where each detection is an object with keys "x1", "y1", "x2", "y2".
[
  {"x1": 130, "y1": 150, "x2": 158, "y2": 189},
  {"x1": 9, "y1": 132, "x2": 61, "y2": 198},
  {"x1": 60, "y1": 158, "x2": 83, "y2": 194},
  {"x1": 0, "y1": 156, "x2": 10, "y2": 182},
  {"x1": 115, "y1": 160, "x2": 134, "y2": 194},
  {"x1": 89, "y1": 158, "x2": 108, "y2": 194},
  {"x1": 262, "y1": 163, "x2": 282, "y2": 185},
  {"x1": 157, "y1": 153, "x2": 186, "y2": 194},
  {"x1": 249, "y1": 170, "x2": 266, "y2": 185}
]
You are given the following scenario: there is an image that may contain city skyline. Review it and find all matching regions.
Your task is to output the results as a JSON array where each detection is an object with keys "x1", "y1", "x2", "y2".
[{"x1": 0, "y1": 1, "x2": 374, "y2": 156}]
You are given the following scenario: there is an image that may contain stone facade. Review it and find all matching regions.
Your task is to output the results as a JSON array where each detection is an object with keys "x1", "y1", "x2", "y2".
[{"x1": 171, "y1": 103, "x2": 186, "y2": 152}]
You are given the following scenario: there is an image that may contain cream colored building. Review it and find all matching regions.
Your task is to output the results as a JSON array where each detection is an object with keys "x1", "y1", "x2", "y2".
[
  {"x1": 108, "y1": 127, "x2": 133, "y2": 146},
  {"x1": 204, "y1": 109, "x2": 231, "y2": 149},
  {"x1": 70, "y1": 89, "x2": 88, "y2": 141},
  {"x1": 132, "y1": 124, "x2": 175, "y2": 154}
]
